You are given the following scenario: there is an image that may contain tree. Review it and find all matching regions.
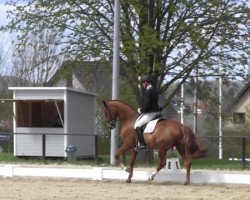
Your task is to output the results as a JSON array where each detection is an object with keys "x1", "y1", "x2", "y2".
[
  {"x1": 11, "y1": 26, "x2": 64, "y2": 86},
  {"x1": 4, "y1": 0, "x2": 249, "y2": 106},
  {"x1": 0, "y1": 32, "x2": 12, "y2": 77},
  {"x1": 0, "y1": 34, "x2": 4, "y2": 74}
]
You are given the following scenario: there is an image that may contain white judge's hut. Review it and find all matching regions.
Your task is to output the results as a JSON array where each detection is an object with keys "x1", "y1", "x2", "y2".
[{"x1": 8, "y1": 87, "x2": 97, "y2": 159}]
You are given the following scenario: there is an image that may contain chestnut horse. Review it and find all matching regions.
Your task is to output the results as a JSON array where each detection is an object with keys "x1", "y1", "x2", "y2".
[{"x1": 103, "y1": 100, "x2": 206, "y2": 185}]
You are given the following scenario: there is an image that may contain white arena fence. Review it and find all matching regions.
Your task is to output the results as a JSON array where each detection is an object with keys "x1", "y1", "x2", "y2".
[{"x1": 1, "y1": 164, "x2": 250, "y2": 185}]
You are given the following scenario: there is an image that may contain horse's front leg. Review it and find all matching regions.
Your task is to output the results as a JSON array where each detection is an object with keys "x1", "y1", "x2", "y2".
[
  {"x1": 115, "y1": 144, "x2": 137, "y2": 183},
  {"x1": 149, "y1": 148, "x2": 166, "y2": 181},
  {"x1": 114, "y1": 144, "x2": 129, "y2": 170},
  {"x1": 126, "y1": 149, "x2": 137, "y2": 183}
]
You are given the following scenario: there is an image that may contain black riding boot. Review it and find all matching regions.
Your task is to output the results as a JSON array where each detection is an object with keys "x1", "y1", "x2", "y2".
[{"x1": 135, "y1": 127, "x2": 147, "y2": 151}]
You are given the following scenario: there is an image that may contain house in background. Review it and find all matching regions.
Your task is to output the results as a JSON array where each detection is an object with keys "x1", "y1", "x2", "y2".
[
  {"x1": 46, "y1": 61, "x2": 112, "y2": 96},
  {"x1": 230, "y1": 81, "x2": 250, "y2": 124}
]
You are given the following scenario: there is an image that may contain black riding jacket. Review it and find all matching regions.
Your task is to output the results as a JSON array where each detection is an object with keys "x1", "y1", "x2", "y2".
[{"x1": 141, "y1": 85, "x2": 160, "y2": 113}]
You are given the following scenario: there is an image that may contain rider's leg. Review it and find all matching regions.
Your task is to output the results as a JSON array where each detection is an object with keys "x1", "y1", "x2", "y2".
[
  {"x1": 134, "y1": 112, "x2": 159, "y2": 151},
  {"x1": 135, "y1": 126, "x2": 147, "y2": 150}
]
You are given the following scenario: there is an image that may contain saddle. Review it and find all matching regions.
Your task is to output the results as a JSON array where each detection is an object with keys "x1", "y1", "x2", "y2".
[{"x1": 141, "y1": 115, "x2": 164, "y2": 134}]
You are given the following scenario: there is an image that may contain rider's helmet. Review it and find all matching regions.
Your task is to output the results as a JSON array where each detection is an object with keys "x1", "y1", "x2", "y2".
[{"x1": 141, "y1": 75, "x2": 153, "y2": 84}]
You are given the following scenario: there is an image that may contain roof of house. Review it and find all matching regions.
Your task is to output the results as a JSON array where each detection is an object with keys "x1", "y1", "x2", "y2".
[
  {"x1": 46, "y1": 60, "x2": 112, "y2": 94},
  {"x1": 45, "y1": 61, "x2": 80, "y2": 87},
  {"x1": 230, "y1": 81, "x2": 250, "y2": 111}
]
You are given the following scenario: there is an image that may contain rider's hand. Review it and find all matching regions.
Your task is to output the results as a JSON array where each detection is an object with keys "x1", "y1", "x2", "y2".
[{"x1": 137, "y1": 108, "x2": 142, "y2": 114}]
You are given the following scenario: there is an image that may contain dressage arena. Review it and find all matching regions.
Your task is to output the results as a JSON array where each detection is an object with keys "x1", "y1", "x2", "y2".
[
  {"x1": 1, "y1": 165, "x2": 250, "y2": 200},
  {"x1": 1, "y1": 177, "x2": 250, "y2": 200}
]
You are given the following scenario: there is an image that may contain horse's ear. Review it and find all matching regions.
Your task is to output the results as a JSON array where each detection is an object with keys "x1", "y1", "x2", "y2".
[{"x1": 102, "y1": 100, "x2": 107, "y2": 108}]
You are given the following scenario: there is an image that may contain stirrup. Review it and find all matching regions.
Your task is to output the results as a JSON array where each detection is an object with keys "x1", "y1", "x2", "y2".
[{"x1": 134, "y1": 144, "x2": 147, "y2": 151}]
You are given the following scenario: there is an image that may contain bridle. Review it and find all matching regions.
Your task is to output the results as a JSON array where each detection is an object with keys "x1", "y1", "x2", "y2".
[{"x1": 103, "y1": 101, "x2": 117, "y2": 129}]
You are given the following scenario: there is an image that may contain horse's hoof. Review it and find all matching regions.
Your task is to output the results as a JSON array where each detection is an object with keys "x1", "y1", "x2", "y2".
[
  {"x1": 184, "y1": 181, "x2": 190, "y2": 185},
  {"x1": 125, "y1": 167, "x2": 130, "y2": 173},
  {"x1": 148, "y1": 176, "x2": 154, "y2": 181},
  {"x1": 126, "y1": 179, "x2": 131, "y2": 183}
]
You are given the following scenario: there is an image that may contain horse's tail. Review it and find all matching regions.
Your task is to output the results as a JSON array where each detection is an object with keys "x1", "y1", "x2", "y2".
[{"x1": 180, "y1": 125, "x2": 207, "y2": 159}]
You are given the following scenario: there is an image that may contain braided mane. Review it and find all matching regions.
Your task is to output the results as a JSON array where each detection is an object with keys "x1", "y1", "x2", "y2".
[{"x1": 110, "y1": 100, "x2": 137, "y2": 113}]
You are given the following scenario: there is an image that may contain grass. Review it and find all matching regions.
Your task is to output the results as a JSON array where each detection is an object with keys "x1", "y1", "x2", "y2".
[
  {"x1": 0, "y1": 152, "x2": 110, "y2": 166},
  {"x1": 0, "y1": 152, "x2": 20, "y2": 162},
  {"x1": 0, "y1": 152, "x2": 249, "y2": 171},
  {"x1": 191, "y1": 158, "x2": 250, "y2": 170}
]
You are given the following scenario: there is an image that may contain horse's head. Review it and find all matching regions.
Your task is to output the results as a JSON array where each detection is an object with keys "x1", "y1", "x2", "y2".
[{"x1": 102, "y1": 100, "x2": 118, "y2": 129}]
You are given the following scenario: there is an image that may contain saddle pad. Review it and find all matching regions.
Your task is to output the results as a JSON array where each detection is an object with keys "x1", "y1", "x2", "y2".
[{"x1": 144, "y1": 118, "x2": 162, "y2": 133}]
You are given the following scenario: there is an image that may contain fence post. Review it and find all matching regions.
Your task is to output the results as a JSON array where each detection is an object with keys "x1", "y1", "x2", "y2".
[
  {"x1": 242, "y1": 137, "x2": 246, "y2": 170},
  {"x1": 42, "y1": 134, "x2": 47, "y2": 164},
  {"x1": 95, "y1": 135, "x2": 98, "y2": 165}
]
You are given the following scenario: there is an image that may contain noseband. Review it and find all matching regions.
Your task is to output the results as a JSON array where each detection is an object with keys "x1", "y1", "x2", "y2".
[{"x1": 106, "y1": 109, "x2": 117, "y2": 129}]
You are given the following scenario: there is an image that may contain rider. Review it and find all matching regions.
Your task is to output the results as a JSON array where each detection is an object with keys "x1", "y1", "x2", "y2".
[{"x1": 134, "y1": 75, "x2": 161, "y2": 151}]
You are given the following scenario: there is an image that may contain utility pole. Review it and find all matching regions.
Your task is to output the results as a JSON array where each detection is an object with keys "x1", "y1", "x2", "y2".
[{"x1": 110, "y1": 0, "x2": 120, "y2": 165}]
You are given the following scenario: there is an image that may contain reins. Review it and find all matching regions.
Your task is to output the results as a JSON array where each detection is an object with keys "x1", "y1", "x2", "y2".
[{"x1": 103, "y1": 100, "x2": 138, "y2": 129}]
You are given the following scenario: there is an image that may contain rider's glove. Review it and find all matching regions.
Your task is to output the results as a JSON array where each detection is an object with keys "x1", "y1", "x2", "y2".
[{"x1": 137, "y1": 108, "x2": 142, "y2": 114}]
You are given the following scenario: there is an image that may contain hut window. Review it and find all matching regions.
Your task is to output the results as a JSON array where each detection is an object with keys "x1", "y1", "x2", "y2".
[
  {"x1": 16, "y1": 101, "x2": 64, "y2": 128},
  {"x1": 233, "y1": 112, "x2": 246, "y2": 124}
]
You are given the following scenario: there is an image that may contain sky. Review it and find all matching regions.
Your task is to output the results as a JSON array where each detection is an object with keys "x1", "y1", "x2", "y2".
[
  {"x1": 0, "y1": 1, "x2": 14, "y2": 74},
  {"x1": 0, "y1": 1, "x2": 10, "y2": 26}
]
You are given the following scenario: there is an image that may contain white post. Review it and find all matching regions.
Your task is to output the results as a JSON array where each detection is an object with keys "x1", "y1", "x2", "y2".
[
  {"x1": 193, "y1": 67, "x2": 198, "y2": 133},
  {"x1": 181, "y1": 48, "x2": 185, "y2": 124},
  {"x1": 218, "y1": 67, "x2": 223, "y2": 159},
  {"x1": 110, "y1": 0, "x2": 120, "y2": 165},
  {"x1": 181, "y1": 84, "x2": 184, "y2": 124}
]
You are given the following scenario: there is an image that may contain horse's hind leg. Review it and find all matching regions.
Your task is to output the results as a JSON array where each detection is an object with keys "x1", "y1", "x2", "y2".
[
  {"x1": 183, "y1": 156, "x2": 191, "y2": 185},
  {"x1": 176, "y1": 146, "x2": 191, "y2": 185},
  {"x1": 149, "y1": 148, "x2": 166, "y2": 181}
]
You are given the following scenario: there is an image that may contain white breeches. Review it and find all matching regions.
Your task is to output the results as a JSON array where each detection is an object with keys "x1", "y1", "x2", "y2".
[{"x1": 134, "y1": 112, "x2": 160, "y2": 129}]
